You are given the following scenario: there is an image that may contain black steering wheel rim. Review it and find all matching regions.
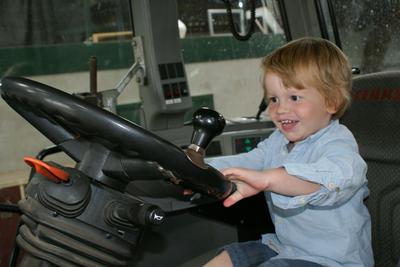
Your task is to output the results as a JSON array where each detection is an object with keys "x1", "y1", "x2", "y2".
[{"x1": 0, "y1": 76, "x2": 233, "y2": 199}]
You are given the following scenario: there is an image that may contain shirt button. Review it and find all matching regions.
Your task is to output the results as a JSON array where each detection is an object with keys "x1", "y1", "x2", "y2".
[{"x1": 328, "y1": 182, "x2": 336, "y2": 190}]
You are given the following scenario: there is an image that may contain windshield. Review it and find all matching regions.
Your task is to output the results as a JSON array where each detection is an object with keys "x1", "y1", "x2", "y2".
[
  {"x1": 331, "y1": 0, "x2": 400, "y2": 74},
  {"x1": 0, "y1": 0, "x2": 286, "y2": 173}
]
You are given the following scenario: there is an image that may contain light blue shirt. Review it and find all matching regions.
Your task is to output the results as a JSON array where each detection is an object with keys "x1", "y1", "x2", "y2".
[{"x1": 210, "y1": 120, "x2": 373, "y2": 267}]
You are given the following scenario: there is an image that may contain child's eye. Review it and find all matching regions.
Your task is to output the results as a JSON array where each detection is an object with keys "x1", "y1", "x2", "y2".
[
  {"x1": 268, "y1": 97, "x2": 278, "y2": 103},
  {"x1": 290, "y1": 95, "x2": 301, "y2": 101}
]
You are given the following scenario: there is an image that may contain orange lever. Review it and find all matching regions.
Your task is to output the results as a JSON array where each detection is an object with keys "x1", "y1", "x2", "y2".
[{"x1": 24, "y1": 157, "x2": 70, "y2": 183}]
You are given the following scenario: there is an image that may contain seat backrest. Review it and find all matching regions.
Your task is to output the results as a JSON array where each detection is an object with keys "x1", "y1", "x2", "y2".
[{"x1": 341, "y1": 71, "x2": 400, "y2": 267}]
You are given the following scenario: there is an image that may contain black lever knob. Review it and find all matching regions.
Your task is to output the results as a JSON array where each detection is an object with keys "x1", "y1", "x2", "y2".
[
  {"x1": 190, "y1": 108, "x2": 226, "y2": 151},
  {"x1": 127, "y1": 203, "x2": 165, "y2": 226},
  {"x1": 113, "y1": 202, "x2": 165, "y2": 226}
]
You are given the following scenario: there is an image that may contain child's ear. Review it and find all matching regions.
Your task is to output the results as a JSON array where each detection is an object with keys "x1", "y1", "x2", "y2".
[
  {"x1": 325, "y1": 97, "x2": 339, "y2": 115},
  {"x1": 326, "y1": 104, "x2": 337, "y2": 115},
  {"x1": 326, "y1": 101, "x2": 337, "y2": 114},
  {"x1": 326, "y1": 89, "x2": 342, "y2": 114}
]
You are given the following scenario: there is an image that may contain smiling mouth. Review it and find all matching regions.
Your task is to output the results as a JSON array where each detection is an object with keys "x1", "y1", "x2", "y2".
[
  {"x1": 280, "y1": 119, "x2": 298, "y2": 125},
  {"x1": 278, "y1": 119, "x2": 299, "y2": 131}
]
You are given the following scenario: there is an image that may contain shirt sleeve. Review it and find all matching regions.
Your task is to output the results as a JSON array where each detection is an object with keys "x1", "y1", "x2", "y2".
[
  {"x1": 209, "y1": 144, "x2": 265, "y2": 171},
  {"x1": 277, "y1": 139, "x2": 368, "y2": 208}
]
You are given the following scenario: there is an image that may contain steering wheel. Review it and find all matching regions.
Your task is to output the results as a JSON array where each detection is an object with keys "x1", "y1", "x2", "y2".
[{"x1": 0, "y1": 76, "x2": 234, "y2": 199}]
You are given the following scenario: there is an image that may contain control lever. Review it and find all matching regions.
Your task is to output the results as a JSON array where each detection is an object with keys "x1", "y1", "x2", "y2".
[
  {"x1": 124, "y1": 203, "x2": 165, "y2": 226},
  {"x1": 108, "y1": 201, "x2": 166, "y2": 227},
  {"x1": 189, "y1": 107, "x2": 226, "y2": 156}
]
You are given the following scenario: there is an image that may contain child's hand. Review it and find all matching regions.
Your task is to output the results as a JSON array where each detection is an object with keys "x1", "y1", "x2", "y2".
[{"x1": 222, "y1": 168, "x2": 268, "y2": 207}]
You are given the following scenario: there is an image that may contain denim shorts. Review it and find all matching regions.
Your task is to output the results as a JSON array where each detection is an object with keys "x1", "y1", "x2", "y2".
[{"x1": 220, "y1": 240, "x2": 324, "y2": 267}]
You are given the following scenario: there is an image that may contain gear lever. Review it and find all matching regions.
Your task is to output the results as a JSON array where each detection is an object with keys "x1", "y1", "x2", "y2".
[
  {"x1": 183, "y1": 107, "x2": 225, "y2": 172},
  {"x1": 189, "y1": 107, "x2": 226, "y2": 156}
]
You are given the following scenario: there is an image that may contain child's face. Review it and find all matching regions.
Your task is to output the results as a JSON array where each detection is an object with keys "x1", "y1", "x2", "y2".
[{"x1": 265, "y1": 73, "x2": 336, "y2": 143}]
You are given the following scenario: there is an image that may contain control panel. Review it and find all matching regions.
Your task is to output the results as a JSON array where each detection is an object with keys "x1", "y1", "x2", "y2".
[
  {"x1": 206, "y1": 118, "x2": 275, "y2": 157},
  {"x1": 234, "y1": 135, "x2": 262, "y2": 153},
  {"x1": 159, "y1": 62, "x2": 190, "y2": 104}
]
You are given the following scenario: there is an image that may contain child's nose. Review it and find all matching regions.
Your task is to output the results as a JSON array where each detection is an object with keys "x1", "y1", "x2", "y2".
[{"x1": 277, "y1": 101, "x2": 290, "y2": 114}]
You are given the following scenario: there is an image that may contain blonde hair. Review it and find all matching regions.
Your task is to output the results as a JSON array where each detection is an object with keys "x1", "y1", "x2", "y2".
[{"x1": 261, "y1": 37, "x2": 352, "y2": 119}]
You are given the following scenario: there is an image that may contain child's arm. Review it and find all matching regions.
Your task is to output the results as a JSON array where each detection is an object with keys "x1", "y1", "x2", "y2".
[{"x1": 222, "y1": 167, "x2": 320, "y2": 207}]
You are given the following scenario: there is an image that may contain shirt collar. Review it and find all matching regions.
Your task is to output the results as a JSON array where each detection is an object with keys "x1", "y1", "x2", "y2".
[{"x1": 282, "y1": 119, "x2": 339, "y2": 146}]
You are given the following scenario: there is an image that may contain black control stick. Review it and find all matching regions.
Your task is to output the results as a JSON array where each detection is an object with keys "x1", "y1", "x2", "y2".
[
  {"x1": 109, "y1": 202, "x2": 166, "y2": 227},
  {"x1": 189, "y1": 107, "x2": 226, "y2": 155}
]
